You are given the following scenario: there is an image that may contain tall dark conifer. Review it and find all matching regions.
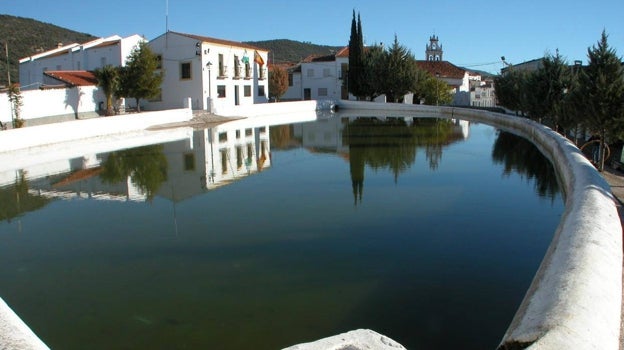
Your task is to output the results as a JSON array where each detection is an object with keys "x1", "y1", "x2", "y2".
[
  {"x1": 573, "y1": 30, "x2": 624, "y2": 171},
  {"x1": 348, "y1": 10, "x2": 365, "y2": 99}
]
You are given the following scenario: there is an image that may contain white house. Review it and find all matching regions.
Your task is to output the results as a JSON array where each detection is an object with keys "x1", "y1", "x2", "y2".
[
  {"x1": 281, "y1": 47, "x2": 350, "y2": 101},
  {"x1": 147, "y1": 31, "x2": 270, "y2": 113},
  {"x1": 471, "y1": 80, "x2": 497, "y2": 108},
  {"x1": 18, "y1": 34, "x2": 144, "y2": 90}
]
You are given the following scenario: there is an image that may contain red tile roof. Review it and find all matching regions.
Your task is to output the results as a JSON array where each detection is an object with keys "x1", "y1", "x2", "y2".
[
  {"x1": 44, "y1": 71, "x2": 98, "y2": 87},
  {"x1": 170, "y1": 31, "x2": 269, "y2": 52},
  {"x1": 415, "y1": 61, "x2": 467, "y2": 79}
]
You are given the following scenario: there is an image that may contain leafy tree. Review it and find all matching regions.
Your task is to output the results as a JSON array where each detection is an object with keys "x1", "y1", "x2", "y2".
[
  {"x1": 360, "y1": 44, "x2": 386, "y2": 100},
  {"x1": 117, "y1": 41, "x2": 163, "y2": 112},
  {"x1": 380, "y1": 36, "x2": 419, "y2": 102},
  {"x1": 422, "y1": 74, "x2": 452, "y2": 105},
  {"x1": 348, "y1": 11, "x2": 366, "y2": 100},
  {"x1": 7, "y1": 83, "x2": 24, "y2": 128},
  {"x1": 93, "y1": 65, "x2": 119, "y2": 116},
  {"x1": 268, "y1": 65, "x2": 289, "y2": 101},
  {"x1": 572, "y1": 30, "x2": 624, "y2": 171},
  {"x1": 494, "y1": 69, "x2": 531, "y2": 116}
]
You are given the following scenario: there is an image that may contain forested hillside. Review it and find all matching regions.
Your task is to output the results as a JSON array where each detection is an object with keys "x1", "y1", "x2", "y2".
[
  {"x1": 244, "y1": 39, "x2": 343, "y2": 64},
  {"x1": 0, "y1": 14, "x2": 96, "y2": 87}
]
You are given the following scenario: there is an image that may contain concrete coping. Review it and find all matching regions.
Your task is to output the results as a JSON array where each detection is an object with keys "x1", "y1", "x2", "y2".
[{"x1": 332, "y1": 100, "x2": 622, "y2": 350}]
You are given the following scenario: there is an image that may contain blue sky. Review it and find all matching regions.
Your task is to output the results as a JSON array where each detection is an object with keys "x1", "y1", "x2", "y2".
[{"x1": 2, "y1": 0, "x2": 622, "y2": 73}]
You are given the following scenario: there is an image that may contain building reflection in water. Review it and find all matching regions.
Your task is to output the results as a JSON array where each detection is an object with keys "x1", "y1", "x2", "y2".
[{"x1": 0, "y1": 113, "x2": 556, "y2": 217}]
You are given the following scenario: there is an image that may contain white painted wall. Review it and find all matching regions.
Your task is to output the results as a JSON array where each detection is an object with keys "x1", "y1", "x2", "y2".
[
  {"x1": 147, "y1": 32, "x2": 269, "y2": 112},
  {"x1": 0, "y1": 86, "x2": 105, "y2": 126}
]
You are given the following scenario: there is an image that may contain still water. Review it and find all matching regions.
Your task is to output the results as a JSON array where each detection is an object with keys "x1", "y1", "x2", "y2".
[{"x1": 0, "y1": 113, "x2": 563, "y2": 350}]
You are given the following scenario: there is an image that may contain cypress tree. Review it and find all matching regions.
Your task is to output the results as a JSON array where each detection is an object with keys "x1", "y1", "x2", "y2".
[{"x1": 348, "y1": 10, "x2": 365, "y2": 99}]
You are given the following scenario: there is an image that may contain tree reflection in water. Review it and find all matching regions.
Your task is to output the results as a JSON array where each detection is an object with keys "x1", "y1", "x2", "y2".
[
  {"x1": 491, "y1": 130, "x2": 560, "y2": 199},
  {"x1": 100, "y1": 145, "x2": 168, "y2": 201},
  {"x1": 343, "y1": 117, "x2": 462, "y2": 205},
  {"x1": 0, "y1": 171, "x2": 52, "y2": 222}
]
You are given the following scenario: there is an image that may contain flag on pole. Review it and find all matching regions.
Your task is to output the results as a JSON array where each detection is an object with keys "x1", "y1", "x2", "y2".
[{"x1": 254, "y1": 50, "x2": 264, "y2": 66}]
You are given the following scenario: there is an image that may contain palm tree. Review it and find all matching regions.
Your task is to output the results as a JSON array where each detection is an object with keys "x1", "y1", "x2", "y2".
[{"x1": 93, "y1": 65, "x2": 119, "y2": 116}]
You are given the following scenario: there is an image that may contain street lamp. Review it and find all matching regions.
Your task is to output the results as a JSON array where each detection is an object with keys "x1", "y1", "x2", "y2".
[{"x1": 206, "y1": 61, "x2": 212, "y2": 112}]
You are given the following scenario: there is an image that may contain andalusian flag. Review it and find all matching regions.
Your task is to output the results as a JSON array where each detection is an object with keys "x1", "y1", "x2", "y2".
[{"x1": 254, "y1": 50, "x2": 264, "y2": 66}]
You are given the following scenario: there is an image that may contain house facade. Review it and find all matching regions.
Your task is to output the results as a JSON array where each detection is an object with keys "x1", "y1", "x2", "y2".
[
  {"x1": 18, "y1": 34, "x2": 144, "y2": 90},
  {"x1": 147, "y1": 31, "x2": 269, "y2": 112},
  {"x1": 281, "y1": 47, "x2": 350, "y2": 102}
]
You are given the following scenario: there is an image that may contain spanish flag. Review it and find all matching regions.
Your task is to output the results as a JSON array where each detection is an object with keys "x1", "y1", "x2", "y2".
[{"x1": 254, "y1": 50, "x2": 264, "y2": 66}]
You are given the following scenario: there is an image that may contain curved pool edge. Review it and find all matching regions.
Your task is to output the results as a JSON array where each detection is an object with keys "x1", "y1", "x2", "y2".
[
  {"x1": 336, "y1": 100, "x2": 623, "y2": 350},
  {"x1": 0, "y1": 298, "x2": 49, "y2": 350}
]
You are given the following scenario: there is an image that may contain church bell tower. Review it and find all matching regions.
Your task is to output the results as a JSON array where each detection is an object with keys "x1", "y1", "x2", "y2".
[{"x1": 426, "y1": 35, "x2": 443, "y2": 61}]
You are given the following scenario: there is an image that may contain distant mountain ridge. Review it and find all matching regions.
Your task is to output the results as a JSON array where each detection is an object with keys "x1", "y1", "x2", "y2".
[
  {"x1": 0, "y1": 14, "x2": 97, "y2": 87},
  {"x1": 244, "y1": 39, "x2": 343, "y2": 64}
]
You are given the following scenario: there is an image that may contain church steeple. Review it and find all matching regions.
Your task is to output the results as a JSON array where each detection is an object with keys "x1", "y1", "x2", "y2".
[{"x1": 425, "y1": 35, "x2": 443, "y2": 61}]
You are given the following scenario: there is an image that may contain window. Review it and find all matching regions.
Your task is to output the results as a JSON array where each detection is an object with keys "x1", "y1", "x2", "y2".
[
  {"x1": 245, "y1": 128, "x2": 252, "y2": 137},
  {"x1": 258, "y1": 86, "x2": 265, "y2": 97},
  {"x1": 259, "y1": 126, "x2": 266, "y2": 134},
  {"x1": 244, "y1": 85, "x2": 251, "y2": 97},
  {"x1": 244, "y1": 62, "x2": 251, "y2": 79},
  {"x1": 307, "y1": 69, "x2": 314, "y2": 77},
  {"x1": 218, "y1": 54, "x2": 226, "y2": 77},
  {"x1": 236, "y1": 130, "x2": 241, "y2": 139},
  {"x1": 217, "y1": 85, "x2": 226, "y2": 98},
  {"x1": 220, "y1": 149, "x2": 228, "y2": 174},
  {"x1": 288, "y1": 72, "x2": 293, "y2": 86},
  {"x1": 76, "y1": 61, "x2": 81, "y2": 70},
  {"x1": 100, "y1": 57, "x2": 106, "y2": 66},
  {"x1": 180, "y1": 62, "x2": 191, "y2": 80},
  {"x1": 236, "y1": 146, "x2": 243, "y2": 169},
  {"x1": 184, "y1": 153, "x2": 195, "y2": 171},
  {"x1": 323, "y1": 68, "x2": 330, "y2": 77},
  {"x1": 155, "y1": 55, "x2": 162, "y2": 70},
  {"x1": 318, "y1": 88, "x2": 328, "y2": 96},
  {"x1": 219, "y1": 132, "x2": 227, "y2": 142},
  {"x1": 233, "y1": 55, "x2": 240, "y2": 78}
]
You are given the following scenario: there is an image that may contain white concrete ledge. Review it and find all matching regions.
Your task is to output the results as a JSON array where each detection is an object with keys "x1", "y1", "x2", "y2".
[
  {"x1": 337, "y1": 101, "x2": 623, "y2": 350},
  {"x1": 0, "y1": 298, "x2": 49, "y2": 350},
  {"x1": 282, "y1": 329, "x2": 406, "y2": 350},
  {"x1": 0, "y1": 108, "x2": 193, "y2": 154}
]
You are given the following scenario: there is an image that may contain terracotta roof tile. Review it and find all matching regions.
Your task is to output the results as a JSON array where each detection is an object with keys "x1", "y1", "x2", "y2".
[
  {"x1": 415, "y1": 61, "x2": 467, "y2": 79},
  {"x1": 44, "y1": 70, "x2": 98, "y2": 87},
  {"x1": 170, "y1": 31, "x2": 269, "y2": 52}
]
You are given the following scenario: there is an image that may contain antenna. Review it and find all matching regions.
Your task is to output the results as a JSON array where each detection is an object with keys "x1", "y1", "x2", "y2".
[{"x1": 165, "y1": 0, "x2": 169, "y2": 32}]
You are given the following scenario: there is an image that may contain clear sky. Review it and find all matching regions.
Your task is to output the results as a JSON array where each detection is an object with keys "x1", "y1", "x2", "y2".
[{"x1": 1, "y1": 0, "x2": 622, "y2": 74}]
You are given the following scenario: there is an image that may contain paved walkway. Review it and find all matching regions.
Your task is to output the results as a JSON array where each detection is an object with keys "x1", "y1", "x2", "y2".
[{"x1": 600, "y1": 166, "x2": 624, "y2": 349}]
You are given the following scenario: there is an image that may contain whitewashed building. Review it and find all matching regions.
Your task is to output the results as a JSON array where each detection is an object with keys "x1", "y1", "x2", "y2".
[
  {"x1": 281, "y1": 47, "x2": 350, "y2": 101},
  {"x1": 147, "y1": 31, "x2": 270, "y2": 113},
  {"x1": 18, "y1": 34, "x2": 144, "y2": 90}
]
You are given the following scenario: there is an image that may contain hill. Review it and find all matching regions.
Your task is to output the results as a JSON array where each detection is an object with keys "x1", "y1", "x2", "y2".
[
  {"x1": 0, "y1": 14, "x2": 97, "y2": 87},
  {"x1": 244, "y1": 39, "x2": 343, "y2": 65}
]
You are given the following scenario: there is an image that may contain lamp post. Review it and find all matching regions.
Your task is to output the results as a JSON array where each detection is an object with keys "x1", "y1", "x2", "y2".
[{"x1": 206, "y1": 61, "x2": 212, "y2": 112}]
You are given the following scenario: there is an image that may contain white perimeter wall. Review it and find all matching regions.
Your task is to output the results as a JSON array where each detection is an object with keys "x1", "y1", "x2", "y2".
[{"x1": 0, "y1": 86, "x2": 105, "y2": 126}]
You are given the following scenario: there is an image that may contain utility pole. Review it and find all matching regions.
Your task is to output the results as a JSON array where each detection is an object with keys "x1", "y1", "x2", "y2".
[{"x1": 5, "y1": 41, "x2": 10, "y2": 86}]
